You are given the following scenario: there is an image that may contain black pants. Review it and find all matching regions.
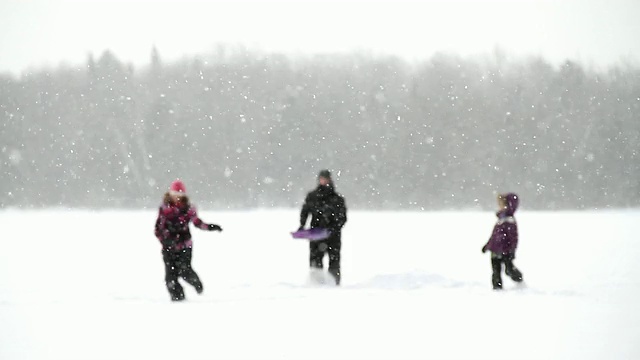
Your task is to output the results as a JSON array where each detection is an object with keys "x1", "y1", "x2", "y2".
[
  {"x1": 163, "y1": 248, "x2": 203, "y2": 301},
  {"x1": 309, "y1": 232, "x2": 341, "y2": 285},
  {"x1": 491, "y1": 254, "x2": 523, "y2": 289}
]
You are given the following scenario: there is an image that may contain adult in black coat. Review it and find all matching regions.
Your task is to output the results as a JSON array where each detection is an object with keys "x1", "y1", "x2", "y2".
[{"x1": 299, "y1": 170, "x2": 347, "y2": 285}]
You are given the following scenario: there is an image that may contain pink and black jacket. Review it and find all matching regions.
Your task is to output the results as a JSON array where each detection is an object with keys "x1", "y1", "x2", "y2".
[
  {"x1": 154, "y1": 200, "x2": 211, "y2": 251},
  {"x1": 485, "y1": 193, "x2": 519, "y2": 256}
]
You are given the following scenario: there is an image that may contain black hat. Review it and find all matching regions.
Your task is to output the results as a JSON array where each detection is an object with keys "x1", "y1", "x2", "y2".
[{"x1": 318, "y1": 169, "x2": 332, "y2": 179}]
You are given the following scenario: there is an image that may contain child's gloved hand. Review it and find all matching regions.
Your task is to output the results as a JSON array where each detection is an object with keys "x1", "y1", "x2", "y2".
[
  {"x1": 208, "y1": 224, "x2": 223, "y2": 232},
  {"x1": 481, "y1": 244, "x2": 488, "y2": 253}
]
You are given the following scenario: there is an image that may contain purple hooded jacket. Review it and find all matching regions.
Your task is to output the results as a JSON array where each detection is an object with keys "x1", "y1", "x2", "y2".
[
  {"x1": 485, "y1": 193, "x2": 519, "y2": 255},
  {"x1": 154, "y1": 201, "x2": 211, "y2": 251}
]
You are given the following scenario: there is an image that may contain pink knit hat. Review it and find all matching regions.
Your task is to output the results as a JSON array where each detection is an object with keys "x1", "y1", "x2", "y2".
[{"x1": 169, "y1": 179, "x2": 186, "y2": 195}]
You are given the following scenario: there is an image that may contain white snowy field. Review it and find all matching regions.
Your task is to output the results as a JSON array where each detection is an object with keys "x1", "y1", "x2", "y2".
[{"x1": 0, "y1": 209, "x2": 638, "y2": 360}]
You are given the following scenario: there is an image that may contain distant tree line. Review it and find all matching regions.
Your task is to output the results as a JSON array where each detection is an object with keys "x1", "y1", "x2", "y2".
[{"x1": 1, "y1": 46, "x2": 639, "y2": 210}]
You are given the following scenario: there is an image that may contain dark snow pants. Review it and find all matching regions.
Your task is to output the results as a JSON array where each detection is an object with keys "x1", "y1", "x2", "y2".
[
  {"x1": 309, "y1": 231, "x2": 341, "y2": 285},
  {"x1": 491, "y1": 253, "x2": 523, "y2": 289},
  {"x1": 163, "y1": 247, "x2": 203, "y2": 301}
]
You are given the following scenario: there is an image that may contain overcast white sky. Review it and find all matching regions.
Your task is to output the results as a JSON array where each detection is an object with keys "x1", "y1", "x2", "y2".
[{"x1": 1, "y1": 0, "x2": 639, "y2": 74}]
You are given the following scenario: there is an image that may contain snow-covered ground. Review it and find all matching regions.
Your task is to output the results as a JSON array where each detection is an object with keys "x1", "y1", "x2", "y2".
[{"x1": 0, "y1": 209, "x2": 638, "y2": 360}]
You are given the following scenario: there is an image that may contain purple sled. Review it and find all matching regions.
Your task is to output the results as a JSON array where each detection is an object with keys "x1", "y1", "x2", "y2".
[{"x1": 291, "y1": 228, "x2": 331, "y2": 241}]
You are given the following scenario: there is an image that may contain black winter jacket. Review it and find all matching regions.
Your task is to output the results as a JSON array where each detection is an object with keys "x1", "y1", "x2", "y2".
[{"x1": 300, "y1": 184, "x2": 347, "y2": 232}]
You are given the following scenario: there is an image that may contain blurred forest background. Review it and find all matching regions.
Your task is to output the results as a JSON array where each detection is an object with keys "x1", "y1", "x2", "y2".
[{"x1": 1, "y1": 46, "x2": 639, "y2": 210}]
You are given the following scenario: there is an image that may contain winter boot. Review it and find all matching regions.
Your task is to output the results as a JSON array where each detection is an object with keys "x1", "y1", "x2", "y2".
[
  {"x1": 492, "y1": 276, "x2": 503, "y2": 290},
  {"x1": 505, "y1": 259, "x2": 523, "y2": 282},
  {"x1": 182, "y1": 271, "x2": 204, "y2": 294},
  {"x1": 506, "y1": 266, "x2": 523, "y2": 282},
  {"x1": 167, "y1": 280, "x2": 185, "y2": 301},
  {"x1": 328, "y1": 268, "x2": 341, "y2": 286},
  {"x1": 491, "y1": 257, "x2": 503, "y2": 290}
]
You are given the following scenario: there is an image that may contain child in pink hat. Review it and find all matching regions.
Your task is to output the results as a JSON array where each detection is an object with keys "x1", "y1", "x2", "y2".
[{"x1": 154, "y1": 179, "x2": 223, "y2": 301}]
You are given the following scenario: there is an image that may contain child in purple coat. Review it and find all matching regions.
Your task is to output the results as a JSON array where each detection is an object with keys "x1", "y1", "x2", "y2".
[
  {"x1": 482, "y1": 193, "x2": 524, "y2": 289},
  {"x1": 154, "y1": 179, "x2": 223, "y2": 301}
]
